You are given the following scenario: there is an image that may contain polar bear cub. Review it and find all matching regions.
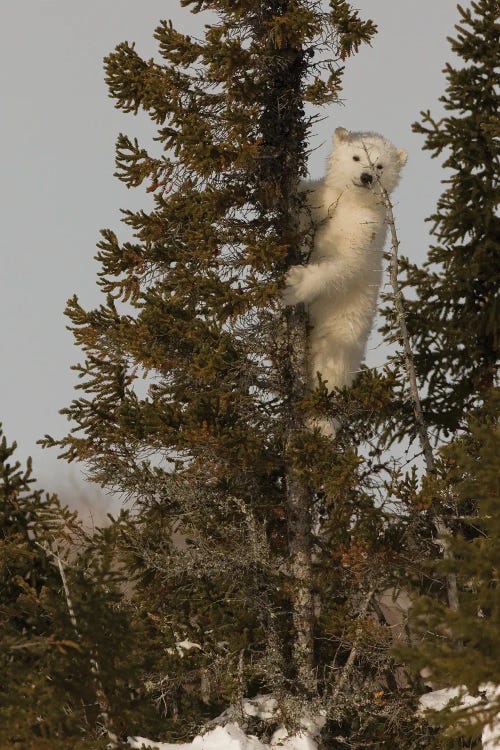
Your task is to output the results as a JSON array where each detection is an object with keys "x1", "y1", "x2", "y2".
[{"x1": 283, "y1": 127, "x2": 407, "y2": 433}]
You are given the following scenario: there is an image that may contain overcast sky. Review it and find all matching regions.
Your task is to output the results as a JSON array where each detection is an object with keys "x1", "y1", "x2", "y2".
[{"x1": 0, "y1": 1, "x2": 462, "y2": 518}]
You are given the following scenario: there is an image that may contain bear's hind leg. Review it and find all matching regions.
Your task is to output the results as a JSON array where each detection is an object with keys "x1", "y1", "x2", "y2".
[
  {"x1": 310, "y1": 334, "x2": 358, "y2": 392},
  {"x1": 308, "y1": 333, "x2": 364, "y2": 437}
]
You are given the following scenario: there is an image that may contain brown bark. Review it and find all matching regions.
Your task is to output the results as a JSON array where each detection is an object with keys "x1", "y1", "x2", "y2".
[
  {"x1": 284, "y1": 305, "x2": 316, "y2": 692},
  {"x1": 257, "y1": 0, "x2": 317, "y2": 695}
]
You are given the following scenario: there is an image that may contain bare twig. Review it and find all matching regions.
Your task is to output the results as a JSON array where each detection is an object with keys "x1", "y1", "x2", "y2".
[
  {"x1": 328, "y1": 588, "x2": 375, "y2": 707},
  {"x1": 378, "y1": 182, "x2": 459, "y2": 612},
  {"x1": 41, "y1": 541, "x2": 118, "y2": 746},
  {"x1": 380, "y1": 195, "x2": 435, "y2": 474}
]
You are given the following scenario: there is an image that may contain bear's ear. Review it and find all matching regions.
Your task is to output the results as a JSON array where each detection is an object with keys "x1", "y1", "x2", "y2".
[
  {"x1": 397, "y1": 149, "x2": 408, "y2": 166},
  {"x1": 334, "y1": 127, "x2": 350, "y2": 144}
]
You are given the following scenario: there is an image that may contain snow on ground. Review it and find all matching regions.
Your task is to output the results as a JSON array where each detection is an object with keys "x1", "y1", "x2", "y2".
[
  {"x1": 129, "y1": 688, "x2": 500, "y2": 750},
  {"x1": 128, "y1": 695, "x2": 325, "y2": 750},
  {"x1": 128, "y1": 723, "x2": 318, "y2": 750},
  {"x1": 419, "y1": 685, "x2": 500, "y2": 750},
  {"x1": 129, "y1": 723, "x2": 265, "y2": 750}
]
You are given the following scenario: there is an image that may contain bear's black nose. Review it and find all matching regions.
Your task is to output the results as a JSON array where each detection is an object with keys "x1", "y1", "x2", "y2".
[{"x1": 360, "y1": 172, "x2": 373, "y2": 185}]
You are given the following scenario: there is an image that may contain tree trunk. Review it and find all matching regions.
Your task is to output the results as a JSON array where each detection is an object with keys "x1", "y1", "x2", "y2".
[
  {"x1": 285, "y1": 305, "x2": 316, "y2": 694},
  {"x1": 256, "y1": 0, "x2": 315, "y2": 694}
]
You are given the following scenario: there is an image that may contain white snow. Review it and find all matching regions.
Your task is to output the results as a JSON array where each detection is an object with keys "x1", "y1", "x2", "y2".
[
  {"x1": 483, "y1": 722, "x2": 500, "y2": 750},
  {"x1": 128, "y1": 723, "x2": 316, "y2": 750},
  {"x1": 129, "y1": 685, "x2": 500, "y2": 750},
  {"x1": 419, "y1": 686, "x2": 482, "y2": 713},
  {"x1": 129, "y1": 737, "x2": 193, "y2": 750},
  {"x1": 419, "y1": 685, "x2": 500, "y2": 749},
  {"x1": 212, "y1": 694, "x2": 325, "y2": 736},
  {"x1": 128, "y1": 696, "x2": 325, "y2": 750},
  {"x1": 166, "y1": 640, "x2": 203, "y2": 658},
  {"x1": 241, "y1": 695, "x2": 278, "y2": 721},
  {"x1": 270, "y1": 727, "x2": 318, "y2": 750}
]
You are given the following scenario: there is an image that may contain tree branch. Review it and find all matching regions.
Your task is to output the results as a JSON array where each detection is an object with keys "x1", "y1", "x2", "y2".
[
  {"x1": 41, "y1": 542, "x2": 118, "y2": 745},
  {"x1": 379, "y1": 184, "x2": 459, "y2": 612},
  {"x1": 328, "y1": 588, "x2": 375, "y2": 707}
]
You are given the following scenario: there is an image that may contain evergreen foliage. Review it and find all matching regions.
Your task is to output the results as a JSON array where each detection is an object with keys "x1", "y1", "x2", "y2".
[
  {"x1": 406, "y1": 391, "x2": 499, "y2": 746},
  {"x1": 383, "y1": 3, "x2": 500, "y2": 746},
  {"x1": 390, "y1": 0, "x2": 499, "y2": 439},
  {"x1": 0, "y1": 429, "x2": 156, "y2": 748},
  {"x1": 0, "y1": 427, "x2": 86, "y2": 749},
  {"x1": 32, "y1": 0, "x2": 498, "y2": 746},
  {"x1": 42, "y1": 1, "x2": 428, "y2": 746}
]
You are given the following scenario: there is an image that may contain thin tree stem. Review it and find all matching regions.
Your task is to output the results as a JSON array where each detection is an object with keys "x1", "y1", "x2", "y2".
[
  {"x1": 329, "y1": 589, "x2": 375, "y2": 706},
  {"x1": 381, "y1": 188, "x2": 459, "y2": 612},
  {"x1": 43, "y1": 543, "x2": 118, "y2": 745},
  {"x1": 383, "y1": 192, "x2": 435, "y2": 475}
]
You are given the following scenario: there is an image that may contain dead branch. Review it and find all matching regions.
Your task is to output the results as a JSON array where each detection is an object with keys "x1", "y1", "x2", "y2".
[
  {"x1": 379, "y1": 185, "x2": 459, "y2": 612},
  {"x1": 328, "y1": 588, "x2": 375, "y2": 707},
  {"x1": 40, "y1": 542, "x2": 118, "y2": 746}
]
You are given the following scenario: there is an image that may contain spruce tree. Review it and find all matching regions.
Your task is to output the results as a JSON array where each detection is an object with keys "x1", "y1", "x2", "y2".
[
  {"x1": 0, "y1": 429, "x2": 155, "y2": 748},
  {"x1": 397, "y1": 0, "x2": 499, "y2": 439},
  {"x1": 44, "y1": 1, "x2": 428, "y2": 746},
  {"x1": 0, "y1": 428, "x2": 97, "y2": 749},
  {"x1": 407, "y1": 391, "x2": 500, "y2": 747},
  {"x1": 382, "y1": 3, "x2": 499, "y2": 745}
]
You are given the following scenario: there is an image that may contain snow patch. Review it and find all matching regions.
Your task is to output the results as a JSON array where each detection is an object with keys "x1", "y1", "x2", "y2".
[
  {"x1": 270, "y1": 727, "x2": 318, "y2": 750},
  {"x1": 223, "y1": 695, "x2": 325, "y2": 735},
  {"x1": 128, "y1": 737, "x2": 193, "y2": 750},
  {"x1": 241, "y1": 695, "x2": 278, "y2": 721},
  {"x1": 419, "y1": 685, "x2": 500, "y2": 750},
  {"x1": 128, "y1": 724, "x2": 321, "y2": 750},
  {"x1": 166, "y1": 640, "x2": 203, "y2": 658},
  {"x1": 419, "y1": 686, "x2": 482, "y2": 713},
  {"x1": 128, "y1": 695, "x2": 325, "y2": 750}
]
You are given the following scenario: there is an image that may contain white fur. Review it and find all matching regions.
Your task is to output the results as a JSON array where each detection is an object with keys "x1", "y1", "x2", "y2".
[{"x1": 283, "y1": 127, "x2": 407, "y2": 434}]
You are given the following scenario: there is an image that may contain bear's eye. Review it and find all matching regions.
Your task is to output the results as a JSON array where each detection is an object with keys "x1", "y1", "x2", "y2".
[
  {"x1": 377, "y1": 164, "x2": 383, "y2": 170},
  {"x1": 352, "y1": 155, "x2": 360, "y2": 162}
]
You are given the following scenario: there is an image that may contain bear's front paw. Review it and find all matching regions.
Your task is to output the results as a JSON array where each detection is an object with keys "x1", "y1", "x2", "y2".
[
  {"x1": 282, "y1": 265, "x2": 316, "y2": 306},
  {"x1": 282, "y1": 266, "x2": 318, "y2": 305}
]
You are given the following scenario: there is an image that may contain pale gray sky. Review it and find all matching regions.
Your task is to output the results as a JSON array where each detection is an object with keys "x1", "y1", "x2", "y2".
[{"x1": 0, "y1": 1, "x2": 461, "y2": 515}]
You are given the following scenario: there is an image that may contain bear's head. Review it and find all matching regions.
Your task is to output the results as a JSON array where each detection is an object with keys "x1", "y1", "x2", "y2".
[{"x1": 327, "y1": 127, "x2": 407, "y2": 196}]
